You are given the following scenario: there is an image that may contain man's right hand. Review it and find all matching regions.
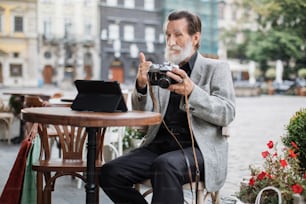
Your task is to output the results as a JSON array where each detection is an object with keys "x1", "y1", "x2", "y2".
[{"x1": 136, "y1": 52, "x2": 151, "y2": 89}]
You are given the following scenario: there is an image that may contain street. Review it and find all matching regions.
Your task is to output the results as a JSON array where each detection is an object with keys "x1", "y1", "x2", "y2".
[{"x1": 0, "y1": 95, "x2": 305, "y2": 203}]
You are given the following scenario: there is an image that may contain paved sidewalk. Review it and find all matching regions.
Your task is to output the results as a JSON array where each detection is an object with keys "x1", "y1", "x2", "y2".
[{"x1": 0, "y1": 95, "x2": 305, "y2": 203}]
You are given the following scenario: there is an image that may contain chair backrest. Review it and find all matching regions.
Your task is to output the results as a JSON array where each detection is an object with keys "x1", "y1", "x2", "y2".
[
  {"x1": 37, "y1": 124, "x2": 105, "y2": 162},
  {"x1": 24, "y1": 96, "x2": 44, "y2": 108}
]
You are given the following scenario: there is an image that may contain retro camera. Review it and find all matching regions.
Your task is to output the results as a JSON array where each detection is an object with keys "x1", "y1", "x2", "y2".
[{"x1": 148, "y1": 63, "x2": 179, "y2": 88}]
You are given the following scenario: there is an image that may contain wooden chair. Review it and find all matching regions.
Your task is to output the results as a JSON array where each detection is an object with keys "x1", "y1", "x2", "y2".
[
  {"x1": 32, "y1": 124, "x2": 105, "y2": 204},
  {"x1": 24, "y1": 96, "x2": 62, "y2": 157},
  {"x1": 135, "y1": 180, "x2": 220, "y2": 204}
]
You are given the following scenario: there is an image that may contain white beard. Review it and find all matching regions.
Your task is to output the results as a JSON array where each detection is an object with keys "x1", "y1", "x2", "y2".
[{"x1": 165, "y1": 39, "x2": 193, "y2": 65}]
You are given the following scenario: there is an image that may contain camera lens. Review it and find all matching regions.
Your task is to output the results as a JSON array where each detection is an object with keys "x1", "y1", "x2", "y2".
[{"x1": 158, "y1": 77, "x2": 171, "y2": 88}]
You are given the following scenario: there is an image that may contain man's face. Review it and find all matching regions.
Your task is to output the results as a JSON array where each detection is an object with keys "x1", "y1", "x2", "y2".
[{"x1": 164, "y1": 18, "x2": 198, "y2": 65}]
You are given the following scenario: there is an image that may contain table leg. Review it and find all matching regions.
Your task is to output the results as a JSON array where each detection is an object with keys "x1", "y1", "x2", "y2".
[{"x1": 86, "y1": 127, "x2": 97, "y2": 204}]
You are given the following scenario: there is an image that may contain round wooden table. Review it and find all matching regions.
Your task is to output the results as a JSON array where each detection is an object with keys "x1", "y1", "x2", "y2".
[{"x1": 21, "y1": 107, "x2": 162, "y2": 204}]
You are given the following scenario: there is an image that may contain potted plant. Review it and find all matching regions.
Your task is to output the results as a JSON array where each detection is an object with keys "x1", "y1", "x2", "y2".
[
  {"x1": 122, "y1": 126, "x2": 146, "y2": 151},
  {"x1": 265, "y1": 68, "x2": 276, "y2": 95},
  {"x1": 236, "y1": 109, "x2": 306, "y2": 203},
  {"x1": 236, "y1": 140, "x2": 306, "y2": 203}
]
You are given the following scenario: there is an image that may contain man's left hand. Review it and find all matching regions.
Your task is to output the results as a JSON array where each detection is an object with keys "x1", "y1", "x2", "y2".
[{"x1": 167, "y1": 68, "x2": 194, "y2": 96}]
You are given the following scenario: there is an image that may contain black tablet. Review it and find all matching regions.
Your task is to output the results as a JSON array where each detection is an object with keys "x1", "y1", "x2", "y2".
[{"x1": 71, "y1": 80, "x2": 128, "y2": 112}]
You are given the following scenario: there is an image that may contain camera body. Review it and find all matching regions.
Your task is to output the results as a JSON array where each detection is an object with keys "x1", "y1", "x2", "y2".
[{"x1": 148, "y1": 62, "x2": 179, "y2": 88}]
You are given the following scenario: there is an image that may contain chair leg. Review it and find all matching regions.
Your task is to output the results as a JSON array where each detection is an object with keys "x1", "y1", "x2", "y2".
[
  {"x1": 197, "y1": 188, "x2": 204, "y2": 204},
  {"x1": 43, "y1": 189, "x2": 52, "y2": 204},
  {"x1": 211, "y1": 191, "x2": 220, "y2": 204},
  {"x1": 95, "y1": 176, "x2": 100, "y2": 204},
  {"x1": 44, "y1": 172, "x2": 52, "y2": 204},
  {"x1": 37, "y1": 172, "x2": 43, "y2": 204}
]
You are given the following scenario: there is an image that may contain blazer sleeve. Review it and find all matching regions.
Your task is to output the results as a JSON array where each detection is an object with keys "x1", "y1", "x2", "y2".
[{"x1": 185, "y1": 60, "x2": 236, "y2": 127}]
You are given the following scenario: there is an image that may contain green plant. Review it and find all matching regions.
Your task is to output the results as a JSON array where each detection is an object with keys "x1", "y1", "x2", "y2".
[
  {"x1": 236, "y1": 140, "x2": 306, "y2": 203},
  {"x1": 265, "y1": 68, "x2": 276, "y2": 80},
  {"x1": 122, "y1": 127, "x2": 145, "y2": 150},
  {"x1": 282, "y1": 108, "x2": 306, "y2": 170},
  {"x1": 298, "y1": 68, "x2": 306, "y2": 79}
]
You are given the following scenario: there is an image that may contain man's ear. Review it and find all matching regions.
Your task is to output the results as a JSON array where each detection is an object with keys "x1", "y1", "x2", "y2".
[{"x1": 192, "y1": 32, "x2": 201, "y2": 47}]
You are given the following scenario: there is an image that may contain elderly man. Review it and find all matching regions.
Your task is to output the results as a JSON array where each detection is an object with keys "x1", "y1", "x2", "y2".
[{"x1": 99, "y1": 10, "x2": 236, "y2": 204}]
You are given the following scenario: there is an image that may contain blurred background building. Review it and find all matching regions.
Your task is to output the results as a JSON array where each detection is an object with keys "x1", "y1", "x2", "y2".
[
  {"x1": 99, "y1": 0, "x2": 165, "y2": 84},
  {"x1": 0, "y1": 0, "x2": 222, "y2": 87},
  {"x1": 1, "y1": 0, "x2": 305, "y2": 94},
  {"x1": 37, "y1": 0, "x2": 100, "y2": 89},
  {"x1": 0, "y1": 0, "x2": 38, "y2": 87}
]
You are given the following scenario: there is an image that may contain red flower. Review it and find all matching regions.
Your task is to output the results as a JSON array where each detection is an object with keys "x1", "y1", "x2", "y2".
[
  {"x1": 266, "y1": 173, "x2": 273, "y2": 179},
  {"x1": 257, "y1": 171, "x2": 267, "y2": 180},
  {"x1": 292, "y1": 184, "x2": 303, "y2": 194},
  {"x1": 280, "y1": 159, "x2": 288, "y2": 167},
  {"x1": 288, "y1": 149, "x2": 297, "y2": 158},
  {"x1": 249, "y1": 177, "x2": 255, "y2": 186},
  {"x1": 261, "y1": 151, "x2": 270, "y2": 158},
  {"x1": 267, "y1": 140, "x2": 274, "y2": 149},
  {"x1": 273, "y1": 152, "x2": 278, "y2": 157},
  {"x1": 291, "y1": 141, "x2": 299, "y2": 150}
]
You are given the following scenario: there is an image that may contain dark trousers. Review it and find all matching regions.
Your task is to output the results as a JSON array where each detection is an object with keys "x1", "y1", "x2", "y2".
[{"x1": 99, "y1": 146, "x2": 204, "y2": 204}]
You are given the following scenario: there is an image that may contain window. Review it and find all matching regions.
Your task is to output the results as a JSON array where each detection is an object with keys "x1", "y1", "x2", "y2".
[
  {"x1": 106, "y1": 0, "x2": 117, "y2": 6},
  {"x1": 144, "y1": 0, "x2": 154, "y2": 10},
  {"x1": 43, "y1": 18, "x2": 52, "y2": 38},
  {"x1": 64, "y1": 18, "x2": 73, "y2": 37},
  {"x1": 108, "y1": 24, "x2": 119, "y2": 40},
  {"x1": 145, "y1": 26, "x2": 155, "y2": 42},
  {"x1": 100, "y1": 29, "x2": 107, "y2": 40},
  {"x1": 10, "y1": 64, "x2": 22, "y2": 77},
  {"x1": 124, "y1": 25, "x2": 134, "y2": 41},
  {"x1": 218, "y1": 3, "x2": 225, "y2": 20},
  {"x1": 146, "y1": 42, "x2": 154, "y2": 53},
  {"x1": 124, "y1": 0, "x2": 135, "y2": 8},
  {"x1": 13, "y1": 52, "x2": 19, "y2": 58},
  {"x1": 14, "y1": 16, "x2": 23, "y2": 32},
  {"x1": 83, "y1": 0, "x2": 92, "y2": 6},
  {"x1": 84, "y1": 21, "x2": 92, "y2": 37}
]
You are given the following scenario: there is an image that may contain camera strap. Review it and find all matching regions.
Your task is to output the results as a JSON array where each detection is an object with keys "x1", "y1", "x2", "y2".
[{"x1": 148, "y1": 83, "x2": 200, "y2": 204}]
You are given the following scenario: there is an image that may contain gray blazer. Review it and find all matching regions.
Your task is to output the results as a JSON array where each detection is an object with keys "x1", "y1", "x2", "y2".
[{"x1": 131, "y1": 53, "x2": 236, "y2": 192}]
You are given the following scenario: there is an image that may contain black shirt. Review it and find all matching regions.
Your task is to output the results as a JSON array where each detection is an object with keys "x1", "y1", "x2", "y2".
[{"x1": 147, "y1": 52, "x2": 198, "y2": 154}]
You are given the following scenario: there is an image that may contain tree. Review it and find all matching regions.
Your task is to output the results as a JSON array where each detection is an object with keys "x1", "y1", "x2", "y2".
[{"x1": 222, "y1": 0, "x2": 306, "y2": 79}]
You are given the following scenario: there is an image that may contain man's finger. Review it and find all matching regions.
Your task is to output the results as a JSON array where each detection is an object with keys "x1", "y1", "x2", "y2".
[{"x1": 139, "y1": 52, "x2": 146, "y2": 63}]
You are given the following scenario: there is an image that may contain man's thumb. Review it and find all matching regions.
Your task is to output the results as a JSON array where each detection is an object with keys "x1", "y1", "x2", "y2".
[{"x1": 139, "y1": 52, "x2": 146, "y2": 63}]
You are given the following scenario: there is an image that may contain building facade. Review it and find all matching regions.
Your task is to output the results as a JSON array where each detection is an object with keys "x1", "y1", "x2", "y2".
[
  {"x1": 1, "y1": 0, "x2": 222, "y2": 88},
  {"x1": 0, "y1": 0, "x2": 38, "y2": 87},
  {"x1": 99, "y1": 0, "x2": 221, "y2": 85},
  {"x1": 38, "y1": 0, "x2": 100, "y2": 88},
  {"x1": 99, "y1": 0, "x2": 165, "y2": 85}
]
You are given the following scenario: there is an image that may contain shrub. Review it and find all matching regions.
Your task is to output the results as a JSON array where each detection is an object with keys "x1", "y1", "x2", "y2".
[{"x1": 282, "y1": 108, "x2": 306, "y2": 170}]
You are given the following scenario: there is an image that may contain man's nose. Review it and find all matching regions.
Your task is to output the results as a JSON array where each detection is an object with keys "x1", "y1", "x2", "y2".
[{"x1": 167, "y1": 36, "x2": 176, "y2": 46}]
